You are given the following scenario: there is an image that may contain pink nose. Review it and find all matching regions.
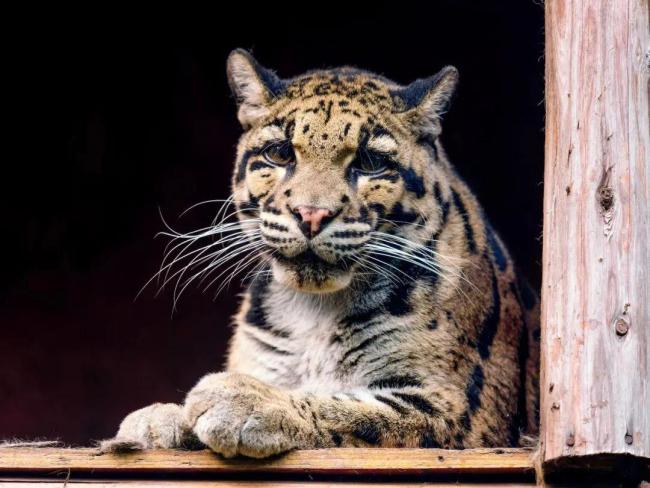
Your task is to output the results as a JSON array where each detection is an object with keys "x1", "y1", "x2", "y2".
[{"x1": 294, "y1": 205, "x2": 333, "y2": 237}]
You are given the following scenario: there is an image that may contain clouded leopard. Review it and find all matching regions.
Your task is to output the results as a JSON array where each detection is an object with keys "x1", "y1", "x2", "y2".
[{"x1": 101, "y1": 49, "x2": 540, "y2": 457}]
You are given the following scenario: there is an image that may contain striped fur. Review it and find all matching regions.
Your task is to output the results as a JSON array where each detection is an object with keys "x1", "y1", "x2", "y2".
[{"x1": 101, "y1": 50, "x2": 540, "y2": 458}]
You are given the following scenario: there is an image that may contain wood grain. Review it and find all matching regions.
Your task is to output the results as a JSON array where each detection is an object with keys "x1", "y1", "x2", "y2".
[
  {"x1": 542, "y1": 0, "x2": 649, "y2": 464},
  {"x1": 0, "y1": 448, "x2": 533, "y2": 476},
  {"x1": 0, "y1": 481, "x2": 535, "y2": 488}
]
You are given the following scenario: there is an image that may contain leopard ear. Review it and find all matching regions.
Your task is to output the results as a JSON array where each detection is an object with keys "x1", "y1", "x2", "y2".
[
  {"x1": 226, "y1": 49, "x2": 286, "y2": 128},
  {"x1": 391, "y1": 66, "x2": 458, "y2": 137}
]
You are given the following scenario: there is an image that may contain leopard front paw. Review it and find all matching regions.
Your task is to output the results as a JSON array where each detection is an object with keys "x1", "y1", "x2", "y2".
[
  {"x1": 100, "y1": 402, "x2": 198, "y2": 453},
  {"x1": 183, "y1": 373, "x2": 313, "y2": 458}
]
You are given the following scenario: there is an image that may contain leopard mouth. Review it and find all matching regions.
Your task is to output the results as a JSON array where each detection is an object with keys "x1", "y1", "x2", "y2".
[
  {"x1": 274, "y1": 248, "x2": 350, "y2": 274},
  {"x1": 271, "y1": 249, "x2": 354, "y2": 292}
]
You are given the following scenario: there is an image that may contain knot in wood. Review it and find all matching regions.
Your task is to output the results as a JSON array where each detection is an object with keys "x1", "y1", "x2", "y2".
[
  {"x1": 615, "y1": 316, "x2": 630, "y2": 336},
  {"x1": 598, "y1": 185, "x2": 614, "y2": 212}
]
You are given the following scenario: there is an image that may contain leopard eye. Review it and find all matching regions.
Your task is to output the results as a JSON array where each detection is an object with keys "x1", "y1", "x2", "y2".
[
  {"x1": 262, "y1": 141, "x2": 295, "y2": 166},
  {"x1": 351, "y1": 151, "x2": 391, "y2": 175}
]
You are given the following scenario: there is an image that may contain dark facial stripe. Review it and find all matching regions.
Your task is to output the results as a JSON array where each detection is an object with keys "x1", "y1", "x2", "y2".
[
  {"x1": 476, "y1": 267, "x2": 501, "y2": 359},
  {"x1": 249, "y1": 160, "x2": 275, "y2": 172},
  {"x1": 374, "y1": 394, "x2": 408, "y2": 415},
  {"x1": 263, "y1": 235, "x2": 297, "y2": 244},
  {"x1": 323, "y1": 242, "x2": 366, "y2": 251},
  {"x1": 392, "y1": 392, "x2": 439, "y2": 416},
  {"x1": 368, "y1": 374, "x2": 422, "y2": 389},
  {"x1": 284, "y1": 119, "x2": 296, "y2": 139},
  {"x1": 332, "y1": 230, "x2": 369, "y2": 238},
  {"x1": 466, "y1": 364, "x2": 485, "y2": 413},
  {"x1": 369, "y1": 172, "x2": 399, "y2": 182},
  {"x1": 371, "y1": 124, "x2": 391, "y2": 138},
  {"x1": 450, "y1": 188, "x2": 477, "y2": 254},
  {"x1": 237, "y1": 200, "x2": 258, "y2": 216},
  {"x1": 262, "y1": 220, "x2": 289, "y2": 232},
  {"x1": 399, "y1": 166, "x2": 426, "y2": 198},
  {"x1": 236, "y1": 149, "x2": 257, "y2": 183},
  {"x1": 368, "y1": 202, "x2": 387, "y2": 218},
  {"x1": 385, "y1": 202, "x2": 419, "y2": 225}
]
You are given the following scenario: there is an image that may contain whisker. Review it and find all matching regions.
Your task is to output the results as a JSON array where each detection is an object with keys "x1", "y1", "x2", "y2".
[
  {"x1": 198, "y1": 239, "x2": 266, "y2": 289},
  {"x1": 354, "y1": 253, "x2": 405, "y2": 285},
  {"x1": 174, "y1": 238, "x2": 265, "y2": 307},
  {"x1": 140, "y1": 195, "x2": 268, "y2": 309},
  {"x1": 178, "y1": 197, "x2": 235, "y2": 218}
]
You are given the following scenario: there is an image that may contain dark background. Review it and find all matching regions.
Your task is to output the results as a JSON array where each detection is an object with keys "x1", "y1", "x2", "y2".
[{"x1": 1, "y1": 1, "x2": 544, "y2": 445}]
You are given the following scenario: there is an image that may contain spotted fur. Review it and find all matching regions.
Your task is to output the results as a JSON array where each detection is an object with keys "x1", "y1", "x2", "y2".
[{"x1": 101, "y1": 49, "x2": 539, "y2": 457}]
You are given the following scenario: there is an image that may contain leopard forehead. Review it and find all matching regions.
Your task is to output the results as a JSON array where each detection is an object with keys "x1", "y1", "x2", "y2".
[
  {"x1": 249, "y1": 71, "x2": 413, "y2": 163},
  {"x1": 283, "y1": 70, "x2": 397, "y2": 109}
]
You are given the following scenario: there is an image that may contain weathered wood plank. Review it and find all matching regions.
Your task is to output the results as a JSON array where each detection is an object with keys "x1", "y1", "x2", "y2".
[
  {"x1": 0, "y1": 448, "x2": 533, "y2": 476},
  {"x1": 0, "y1": 481, "x2": 535, "y2": 488},
  {"x1": 542, "y1": 0, "x2": 650, "y2": 465}
]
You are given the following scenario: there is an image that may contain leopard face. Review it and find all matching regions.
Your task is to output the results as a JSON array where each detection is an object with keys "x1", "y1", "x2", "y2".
[{"x1": 227, "y1": 50, "x2": 458, "y2": 293}]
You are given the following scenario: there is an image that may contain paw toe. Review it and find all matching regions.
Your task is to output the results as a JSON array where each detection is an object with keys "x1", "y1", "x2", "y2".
[
  {"x1": 238, "y1": 415, "x2": 295, "y2": 458},
  {"x1": 193, "y1": 410, "x2": 240, "y2": 458}
]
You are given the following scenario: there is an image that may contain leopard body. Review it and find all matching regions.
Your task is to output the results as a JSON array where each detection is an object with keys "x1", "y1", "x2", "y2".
[{"x1": 102, "y1": 49, "x2": 539, "y2": 457}]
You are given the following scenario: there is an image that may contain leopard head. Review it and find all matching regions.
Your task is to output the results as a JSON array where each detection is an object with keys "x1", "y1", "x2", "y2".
[{"x1": 228, "y1": 49, "x2": 458, "y2": 293}]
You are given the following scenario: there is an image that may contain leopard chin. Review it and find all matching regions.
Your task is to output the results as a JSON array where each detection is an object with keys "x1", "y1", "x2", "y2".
[{"x1": 271, "y1": 250, "x2": 354, "y2": 293}]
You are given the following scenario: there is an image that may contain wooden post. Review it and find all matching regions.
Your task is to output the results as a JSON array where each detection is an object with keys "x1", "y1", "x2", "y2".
[{"x1": 542, "y1": 0, "x2": 650, "y2": 469}]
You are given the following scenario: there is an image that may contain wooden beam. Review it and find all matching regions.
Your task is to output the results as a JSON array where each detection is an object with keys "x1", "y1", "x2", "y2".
[
  {"x1": 0, "y1": 481, "x2": 535, "y2": 488},
  {"x1": 542, "y1": 0, "x2": 649, "y2": 467},
  {"x1": 0, "y1": 448, "x2": 533, "y2": 477}
]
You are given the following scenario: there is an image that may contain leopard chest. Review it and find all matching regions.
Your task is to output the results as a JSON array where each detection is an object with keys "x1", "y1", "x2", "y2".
[{"x1": 261, "y1": 293, "x2": 358, "y2": 392}]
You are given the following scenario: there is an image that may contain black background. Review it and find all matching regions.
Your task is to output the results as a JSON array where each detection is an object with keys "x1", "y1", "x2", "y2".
[{"x1": 2, "y1": 1, "x2": 544, "y2": 445}]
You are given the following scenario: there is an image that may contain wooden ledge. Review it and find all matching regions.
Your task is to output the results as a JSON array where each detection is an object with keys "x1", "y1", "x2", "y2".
[{"x1": 0, "y1": 447, "x2": 534, "y2": 477}]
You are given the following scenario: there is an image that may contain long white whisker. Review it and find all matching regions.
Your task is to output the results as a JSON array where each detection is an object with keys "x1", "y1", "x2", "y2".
[
  {"x1": 198, "y1": 241, "x2": 267, "y2": 295},
  {"x1": 370, "y1": 232, "x2": 467, "y2": 270},
  {"x1": 197, "y1": 238, "x2": 266, "y2": 289},
  {"x1": 159, "y1": 229, "x2": 251, "y2": 284},
  {"x1": 140, "y1": 194, "x2": 266, "y2": 309},
  {"x1": 174, "y1": 235, "x2": 263, "y2": 292},
  {"x1": 355, "y1": 252, "x2": 406, "y2": 284},
  {"x1": 174, "y1": 238, "x2": 265, "y2": 307},
  {"x1": 364, "y1": 239, "x2": 477, "y2": 300},
  {"x1": 213, "y1": 246, "x2": 268, "y2": 296},
  {"x1": 349, "y1": 255, "x2": 400, "y2": 287},
  {"x1": 153, "y1": 229, "x2": 256, "y2": 294},
  {"x1": 212, "y1": 195, "x2": 236, "y2": 226}
]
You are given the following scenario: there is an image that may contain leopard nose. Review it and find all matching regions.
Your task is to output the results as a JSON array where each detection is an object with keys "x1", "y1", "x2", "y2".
[{"x1": 291, "y1": 205, "x2": 334, "y2": 238}]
